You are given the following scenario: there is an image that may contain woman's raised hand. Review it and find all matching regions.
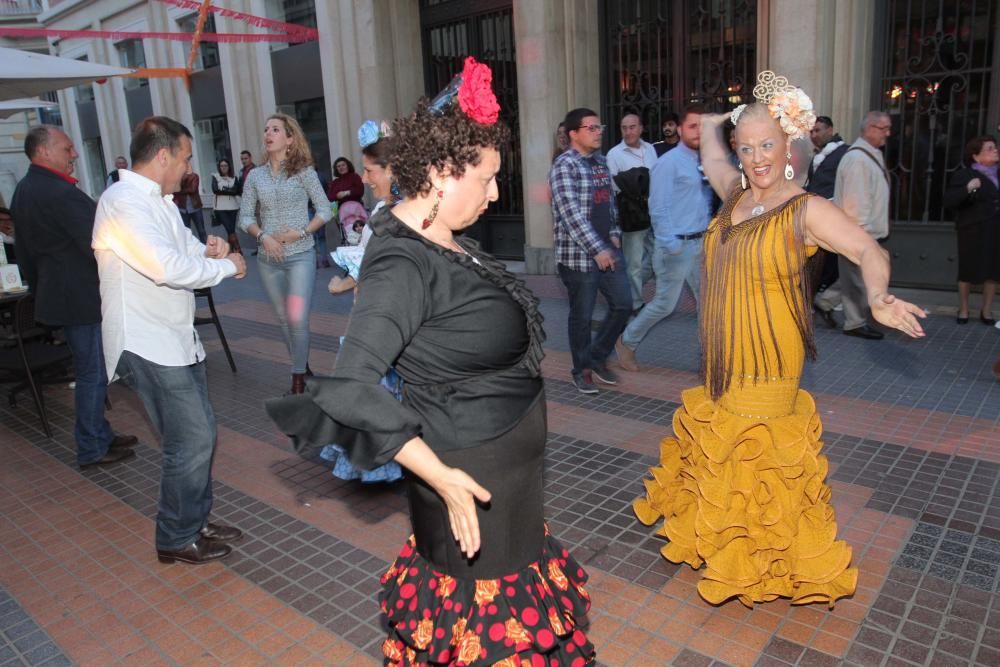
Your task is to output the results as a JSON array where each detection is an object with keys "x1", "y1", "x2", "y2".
[{"x1": 869, "y1": 292, "x2": 927, "y2": 339}]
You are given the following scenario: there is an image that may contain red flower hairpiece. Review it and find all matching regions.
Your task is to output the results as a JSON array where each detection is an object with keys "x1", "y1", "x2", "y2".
[{"x1": 457, "y1": 56, "x2": 500, "y2": 125}]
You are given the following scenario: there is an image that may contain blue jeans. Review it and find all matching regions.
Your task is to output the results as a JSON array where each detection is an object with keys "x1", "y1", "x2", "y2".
[
  {"x1": 621, "y1": 229, "x2": 654, "y2": 310},
  {"x1": 622, "y1": 239, "x2": 702, "y2": 349},
  {"x1": 257, "y1": 249, "x2": 316, "y2": 373},
  {"x1": 115, "y1": 351, "x2": 216, "y2": 550},
  {"x1": 557, "y1": 255, "x2": 632, "y2": 376},
  {"x1": 62, "y1": 323, "x2": 114, "y2": 465}
]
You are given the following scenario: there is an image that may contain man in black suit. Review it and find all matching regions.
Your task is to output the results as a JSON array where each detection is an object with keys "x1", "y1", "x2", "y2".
[{"x1": 11, "y1": 126, "x2": 136, "y2": 467}]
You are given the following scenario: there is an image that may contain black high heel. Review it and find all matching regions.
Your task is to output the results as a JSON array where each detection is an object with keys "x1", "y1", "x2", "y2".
[
  {"x1": 956, "y1": 316, "x2": 969, "y2": 324},
  {"x1": 981, "y1": 311, "x2": 996, "y2": 326}
]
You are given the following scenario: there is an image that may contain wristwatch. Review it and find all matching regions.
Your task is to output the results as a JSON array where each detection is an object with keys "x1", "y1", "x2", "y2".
[
  {"x1": 299, "y1": 228, "x2": 308, "y2": 240},
  {"x1": 256, "y1": 230, "x2": 267, "y2": 243}
]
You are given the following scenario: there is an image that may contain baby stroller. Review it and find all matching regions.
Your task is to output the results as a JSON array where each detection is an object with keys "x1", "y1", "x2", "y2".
[{"x1": 338, "y1": 201, "x2": 369, "y2": 246}]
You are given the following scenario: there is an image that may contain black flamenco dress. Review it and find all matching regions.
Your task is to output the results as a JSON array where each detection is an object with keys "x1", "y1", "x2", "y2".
[{"x1": 266, "y1": 210, "x2": 594, "y2": 666}]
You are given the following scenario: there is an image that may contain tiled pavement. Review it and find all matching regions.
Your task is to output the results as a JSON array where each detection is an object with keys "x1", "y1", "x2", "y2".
[{"x1": 1, "y1": 263, "x2": 999, "y2": 666}]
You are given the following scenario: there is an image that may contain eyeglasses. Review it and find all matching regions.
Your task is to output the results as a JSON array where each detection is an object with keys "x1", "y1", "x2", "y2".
[
  {"x1": 578, "y1": 124, "x2": 606, "y2": 133},
  {"x1": 872, "y1": 124, "x2": 892, "y2": 131}
]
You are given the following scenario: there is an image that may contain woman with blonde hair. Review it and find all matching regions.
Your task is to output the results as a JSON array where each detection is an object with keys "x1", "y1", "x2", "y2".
[
  {"x1": 634, "y1": 72, "x2": 926, "y2": 608},
  {"x1": 239, "y1": 113, "x2": 332, "y2": 394}
]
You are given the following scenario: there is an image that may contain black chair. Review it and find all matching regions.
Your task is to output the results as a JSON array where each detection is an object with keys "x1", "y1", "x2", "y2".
[
  {"x1": 0, "y1": 294, "x2": 74, "y2": 437},
  {"x1": 194, "y1": 287, "x2": 237, "y2": 372}
]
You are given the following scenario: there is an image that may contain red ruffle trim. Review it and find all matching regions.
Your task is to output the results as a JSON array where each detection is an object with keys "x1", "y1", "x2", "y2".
[{"x1": 379, "y1": 528, "x2": 594, "y2": 666}]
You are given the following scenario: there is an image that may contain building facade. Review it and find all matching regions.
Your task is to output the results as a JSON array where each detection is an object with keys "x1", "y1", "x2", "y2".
[{"x1": 3, "y1": 0, "x2": 997, "y2": 287}]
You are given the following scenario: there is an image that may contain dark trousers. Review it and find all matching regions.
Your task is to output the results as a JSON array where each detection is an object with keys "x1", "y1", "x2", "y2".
[
  {"x1": 557, "y1": 256, "x2": 632, "y2": 376},
  {"x1": 62, "y1": 323, "x2": 114, "y2": 465},
  {"x1": 115, "y1": 351, "x2": 217, "y2": 550},
  {"x1": 180, "y1": 209, "x2": 207, "y2": 243}
]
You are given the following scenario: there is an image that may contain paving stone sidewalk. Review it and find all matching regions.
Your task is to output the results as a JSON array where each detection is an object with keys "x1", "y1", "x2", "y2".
[{"x1": 0, "y1": 265, "x2": 997, "y2": 666}]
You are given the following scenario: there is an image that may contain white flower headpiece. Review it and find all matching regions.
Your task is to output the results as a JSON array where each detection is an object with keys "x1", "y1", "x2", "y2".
[{"x1": 730, "y1": 71, "x2": 816, "y2": 141}]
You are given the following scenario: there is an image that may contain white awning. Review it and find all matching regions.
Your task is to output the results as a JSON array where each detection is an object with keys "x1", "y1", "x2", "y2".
[
  {"x1": 0, "y1": 97, "x2": 58, "y2": 119},
  {"x1": 0, "y1": 48, "x2": 134, "y2": 102}
]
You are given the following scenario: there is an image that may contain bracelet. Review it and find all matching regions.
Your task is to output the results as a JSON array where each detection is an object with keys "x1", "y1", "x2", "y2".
[
  {"x1": 299, "y1": 228, "x2": 308, "y2": 240},
  {"x1": 256, "y1": 231, "x2": 267, "y2": 243}
]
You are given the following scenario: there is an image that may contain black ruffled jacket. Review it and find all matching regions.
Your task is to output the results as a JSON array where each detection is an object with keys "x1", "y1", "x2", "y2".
[{"x1": 266, "y1": 208, "x2": 545, "y2": 469}]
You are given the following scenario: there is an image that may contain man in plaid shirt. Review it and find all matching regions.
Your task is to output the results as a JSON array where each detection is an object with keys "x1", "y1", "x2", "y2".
[{"x1": 550, "y1": 107, "x2": 632, "y2": 394}]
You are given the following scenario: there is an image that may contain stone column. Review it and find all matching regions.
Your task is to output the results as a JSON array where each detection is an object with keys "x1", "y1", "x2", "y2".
[
  {"x1": 514, "y1": 0, "x2": 601, "y2": 274},
  {"x1": 313, "y1": 0, "x2": 424, "y2": 167},
  {"x1": 218, "y1": 0, "x2": 277, "y2": 165},
  {"x1": 765, "y1": 0, "x2": 874, "y2": 141}
]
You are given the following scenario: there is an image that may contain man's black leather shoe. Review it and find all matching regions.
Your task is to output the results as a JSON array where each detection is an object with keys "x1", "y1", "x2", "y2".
[
  {"x1": 200, "y1": 522, "x2": 243, "y2": 543},
  {"x1": 79, "y1": 447, "x2": 135, "y2": 469},
  {"x1": 109, "y1": 434, "x2": 139, "y2": 449},
  {"x1": 844, "y1": 324, "x2": 884, "y2": 340},
  {"x1": 157, "y1": 536, "x2": 232, "y2": 564}
]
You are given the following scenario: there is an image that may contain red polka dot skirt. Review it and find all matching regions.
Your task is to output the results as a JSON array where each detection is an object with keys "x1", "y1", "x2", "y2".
[{"x1": 379, "y1": 527, "x2": 595, "y2": 666}]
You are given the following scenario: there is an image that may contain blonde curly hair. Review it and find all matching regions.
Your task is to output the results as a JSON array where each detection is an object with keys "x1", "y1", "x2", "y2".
[{"x1": 265, "y1": 112, "x2": 313, "y2": 176}]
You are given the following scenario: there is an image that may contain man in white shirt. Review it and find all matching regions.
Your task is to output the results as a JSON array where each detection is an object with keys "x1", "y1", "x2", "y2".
[
  {"x1": 815, "y1": 111, "x2": 892, "y2": 340},
  {"x1": 93, "y1": 116, "x2": 247, "y2": 565},
  {"x1": 606, "y1": 113, "x2": 658, "y2": 314}
]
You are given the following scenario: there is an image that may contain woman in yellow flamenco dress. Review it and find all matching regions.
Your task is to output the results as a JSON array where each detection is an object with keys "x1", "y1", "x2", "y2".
[{"x1": 633, "y1": 74, "x2": 927, "y2": 608}]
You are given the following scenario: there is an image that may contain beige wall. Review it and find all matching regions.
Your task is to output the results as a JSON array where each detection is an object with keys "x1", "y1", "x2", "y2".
[
  {"x1": 766, "y1": 0, "x2": 875, "y2": 141},
  {"x1": 514, "y1": 0, "x2": 601, "y2": 274},
  {"x1": 315, "y1": 0, "x2": 424, "y2": 168}
]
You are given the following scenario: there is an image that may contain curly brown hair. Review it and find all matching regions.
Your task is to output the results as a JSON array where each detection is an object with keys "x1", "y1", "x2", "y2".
[
  {"x1": 266, "y1": 113, "x2": 313, "y2": 176},
  {"x1": 389, "y1": 102, "x2": 510, "y2": 198}
]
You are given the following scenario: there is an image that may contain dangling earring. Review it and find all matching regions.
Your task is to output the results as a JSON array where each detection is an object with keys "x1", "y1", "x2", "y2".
[
  {"x1": 784, "y1": 152, "x2": 794, "y2": 180},
  {"x1": 739, "y1": 163, "x2": 747, "y2": 189},
  {"x1": 421, "y1": 189, "x2": 443, "y2": 230},
  {"x1": 390, "y1": 181, "x2": 401, "y2": 201}
]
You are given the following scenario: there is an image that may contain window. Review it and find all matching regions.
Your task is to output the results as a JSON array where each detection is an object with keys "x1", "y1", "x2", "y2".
[
  {"x1": 292, "y1": 98, "x2": 329, "y2": 181},
  {"x1": 178, "y1": 13, "x2": 220, "y2": 71},
  {"x1": 73, "y1": 57, "x2": 95, "y2": 103},
  {"x1": 81, "y1": 137, "x2": 107, "y2": 199},
  {"x1": 116, "y1": 39, "x2": 147, "y2": 89},
  {"x1": 264, "y1": 0, "x2": 316, "y2": 50},
  {"x1": 39, "y1": 91, "x2": 61, "y2": 127},
  {"x1": 193, "y1": 116, "x2": 232, "y2": 195}
]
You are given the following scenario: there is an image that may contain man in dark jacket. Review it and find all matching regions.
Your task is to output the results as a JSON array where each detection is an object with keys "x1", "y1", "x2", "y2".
[
  {"x1": 805, "y1": 116, "x2": 850, "y2": 319},
  {"x1": 11, "y1": 125, "x2": 136, "y2": 467}
]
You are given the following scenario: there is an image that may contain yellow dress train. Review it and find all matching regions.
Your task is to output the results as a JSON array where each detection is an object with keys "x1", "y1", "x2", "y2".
[{"x1": 634, "y1": 191, "x2": 858, "y2": 608}]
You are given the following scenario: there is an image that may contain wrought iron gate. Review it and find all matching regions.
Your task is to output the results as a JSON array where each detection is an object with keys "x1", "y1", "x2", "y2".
[
  {"x1": 600, "y1": 0, "x2": 759, "y2": 146},
  {"x1": 419, "y1": 0, "x2": 523, "y2": 259},
  {"x1": 874, "y1": 0, "x2": 999, "y2": 288}
]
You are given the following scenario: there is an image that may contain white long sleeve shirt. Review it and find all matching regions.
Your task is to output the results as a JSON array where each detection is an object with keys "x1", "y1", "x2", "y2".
[
  {"x1": 605, "y1": 139, "x2": 658, "y2": 192},
  {"x1": 93, "y1": 169, "x2": 238, "y2": 379}
]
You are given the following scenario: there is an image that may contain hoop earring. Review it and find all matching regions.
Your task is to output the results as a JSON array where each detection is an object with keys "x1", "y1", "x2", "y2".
[
  {"x1": 739, "y1": 163, "x2": 747, "y2": 189},
  {"x1": 421, "y1": 189, "x2": 443, "y2": 230},
  {"x1": 784, "y1": 152, "x2": 794, "y2": 180}
]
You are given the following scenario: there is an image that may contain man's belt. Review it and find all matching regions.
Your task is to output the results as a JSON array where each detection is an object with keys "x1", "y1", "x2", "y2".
[{"x1": 675, "y1": 231, "x2": 705, "y2": 241}]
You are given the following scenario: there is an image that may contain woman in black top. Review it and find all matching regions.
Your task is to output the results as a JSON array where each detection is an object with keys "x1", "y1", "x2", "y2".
[
  {"x1": 267, "y1": 58, "x2": 593, "y2": 666},
  {"x1": 943, "y1": 136, "x2": 1000, "y2": 325}
]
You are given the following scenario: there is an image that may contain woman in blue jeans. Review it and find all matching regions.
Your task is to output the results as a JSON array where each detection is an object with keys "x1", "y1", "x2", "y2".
[{"x1": 239, "y1": 113, "x2": 332, "y2": 393}]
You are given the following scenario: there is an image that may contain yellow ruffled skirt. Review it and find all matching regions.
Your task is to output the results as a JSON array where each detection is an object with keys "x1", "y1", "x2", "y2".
[{"x1": 634, "y1": 386, "x2": 857, "y2": 607}]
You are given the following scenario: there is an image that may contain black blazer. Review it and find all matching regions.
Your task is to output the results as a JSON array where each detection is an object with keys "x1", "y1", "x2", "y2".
[
  {"x1": 10, "y1": 164, "x2": 101, "y2": 325},
  {"x1": 805, "y1": 141, "x2": 849, "y2": 199},
  {"x1": 943, "y1": 166, "x2": 1000, "y2": 230}
]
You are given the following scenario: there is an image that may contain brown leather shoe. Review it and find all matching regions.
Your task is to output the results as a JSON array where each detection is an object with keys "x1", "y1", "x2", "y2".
[
  {"x1": 109, "y1": 434, "x2": 138, "y2": 449},
  {"x1": 79, "y1": 447, "x2": 135, "y2": 469},
  {"x1": 616, "y1": 336, "x2": 640, "y2": 372},
  {"x1": 157, "y1": 536, "x2": 232, "y2": 565},
  {"x1": 200, "y1": 522, "x2": 243, "y2": 543},
  {"x1": 290, "y1": 373, "x2": 306, "y2": 395}
]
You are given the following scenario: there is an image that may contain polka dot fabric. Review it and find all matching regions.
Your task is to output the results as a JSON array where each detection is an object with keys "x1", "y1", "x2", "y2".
[{"x1": 379, "y1": 528, "x2": 594, "y2": 666}]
